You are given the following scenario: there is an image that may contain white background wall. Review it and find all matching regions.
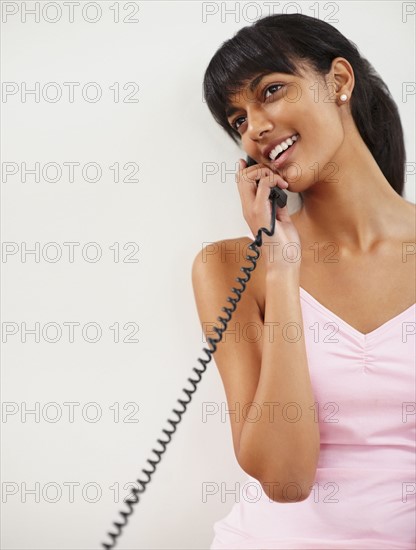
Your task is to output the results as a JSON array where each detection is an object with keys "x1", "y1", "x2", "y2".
[{"x1": 1, "y1": 1, "x2": 415, "y2": 549}]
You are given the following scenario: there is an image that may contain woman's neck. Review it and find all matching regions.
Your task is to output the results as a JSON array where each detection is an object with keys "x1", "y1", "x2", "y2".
[{"x1": 294, "y1": 129, "x2": 410, "y2": 253}]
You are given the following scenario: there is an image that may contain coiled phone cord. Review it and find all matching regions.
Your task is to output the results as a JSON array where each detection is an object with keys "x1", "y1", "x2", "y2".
[{"x1": 101, "y1": 186, "x2": 287, "y2": 549}]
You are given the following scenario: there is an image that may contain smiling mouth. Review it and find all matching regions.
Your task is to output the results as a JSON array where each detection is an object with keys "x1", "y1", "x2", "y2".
[
  {"x1": 269, "y1": 136, "x2": 299, "y2": 170},
  {"x1": 268, "y1": 133, "x2": 299, "y2": 162},
  {"x1": 274, "y1": 145, "x2": 292, "y2": 161}
]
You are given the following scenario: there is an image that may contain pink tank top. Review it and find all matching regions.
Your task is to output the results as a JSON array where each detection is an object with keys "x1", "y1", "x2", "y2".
[{"x1": 210, "y1": 234, "x2": 416, "y2": 550}]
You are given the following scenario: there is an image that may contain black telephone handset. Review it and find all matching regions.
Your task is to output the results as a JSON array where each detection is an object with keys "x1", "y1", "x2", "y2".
[{"x1": 246, "y1": 155, "x2": 288, "y2": 208}]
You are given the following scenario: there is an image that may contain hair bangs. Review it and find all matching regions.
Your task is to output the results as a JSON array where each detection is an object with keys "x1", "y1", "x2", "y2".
[{"x1": 203, "y1": 27, "x2": 302, "y2": 143}]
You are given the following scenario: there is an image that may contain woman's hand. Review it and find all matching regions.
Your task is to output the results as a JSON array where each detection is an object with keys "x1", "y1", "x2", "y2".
[{"x1": 236, "y1": 158, "x2": 301, "y2": 273}]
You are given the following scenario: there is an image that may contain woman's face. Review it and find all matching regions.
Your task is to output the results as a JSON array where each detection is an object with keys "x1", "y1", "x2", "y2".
[{"x1": 226, "y1": 61, "x2": 348, "y2": 190}]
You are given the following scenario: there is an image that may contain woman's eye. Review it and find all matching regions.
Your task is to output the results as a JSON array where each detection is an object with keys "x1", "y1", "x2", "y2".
[
  {"x1": 232, "y1": 116, "x2": 246, "y2": 131},
  {"x1": 230, "y1": 84, "x2": 283, "y2": 130},
  {"x1": 264, "y1": 83, "x2": 283, "y2": 99}
]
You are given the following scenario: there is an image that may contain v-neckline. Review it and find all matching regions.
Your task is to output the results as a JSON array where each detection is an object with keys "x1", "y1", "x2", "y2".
[{"x1": 299, "y1": 286, "x2": 416, "y2": 340}]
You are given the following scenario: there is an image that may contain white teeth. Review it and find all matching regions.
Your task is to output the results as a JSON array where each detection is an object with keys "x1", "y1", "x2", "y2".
[{"x1": 269, "y1": 134, "x2": 299, "y2": 160}]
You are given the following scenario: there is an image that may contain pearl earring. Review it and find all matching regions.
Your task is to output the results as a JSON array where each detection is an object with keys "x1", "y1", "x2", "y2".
[{"x1": 340, "y1": 94, "x2": 348, "y2": 102}]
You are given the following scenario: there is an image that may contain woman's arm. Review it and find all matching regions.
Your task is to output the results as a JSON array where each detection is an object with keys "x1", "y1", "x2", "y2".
[
  {"x1": 192, "y1": 239, "x2": 320, "y2": 503},
  {"x1": 238, "y1": 267, "x2": 320, "y2": 503}
]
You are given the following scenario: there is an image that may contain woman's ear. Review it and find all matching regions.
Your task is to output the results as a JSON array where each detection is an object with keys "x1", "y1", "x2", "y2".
[{"x1": 331, "y1": 57, "x2": 355, "y2": 99}]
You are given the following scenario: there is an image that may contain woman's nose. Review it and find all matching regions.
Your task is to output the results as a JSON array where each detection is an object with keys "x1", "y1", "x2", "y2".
[{"x1": 246, "y1": 106, "x2": 273, "y2": 139}]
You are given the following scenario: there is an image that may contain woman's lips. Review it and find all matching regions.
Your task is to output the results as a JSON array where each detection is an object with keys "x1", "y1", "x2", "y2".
[{"x1": 271, "y1": 137, "x2": 298, "y2": 169}]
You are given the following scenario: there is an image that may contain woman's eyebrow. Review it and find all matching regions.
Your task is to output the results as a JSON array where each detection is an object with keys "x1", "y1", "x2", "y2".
[
  {"x1": 225, "y1": 72, "x2": 272, "y2": 118},
  {"x1": 225, "y1": 105, "x2": 240, "y2": 118}
]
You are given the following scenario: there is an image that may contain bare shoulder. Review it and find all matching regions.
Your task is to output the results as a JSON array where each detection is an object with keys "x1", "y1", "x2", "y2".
[
  {"x1": 397, "y1": 199, "x2": 416, "y2": 242},
  {"x1": 191, "y1": 236, "x2": 266, "y2": 465},
  {"x1": 404, "y1": 199, "x2": 416, "y2": 210},
  {"x1": 401, "y1": 200, "x2": 416, "y2": 270},
  {"x1": 401, "y1": 198, "x2": 415, "y2": 216},
  {"x1": 403, "y1": 199, "x2": 416, "y2": 217},
  {"x1": 191, "y1": 235, "x2": 266, "y2": 304},
  {"x1": 407, "y1": 201, "x2": 416, "y2": 230}
]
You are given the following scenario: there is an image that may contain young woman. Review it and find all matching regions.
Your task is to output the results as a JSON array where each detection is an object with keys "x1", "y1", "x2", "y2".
[{"x1": 192, "y1": 13, "x2": 415, "y2": 550}]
